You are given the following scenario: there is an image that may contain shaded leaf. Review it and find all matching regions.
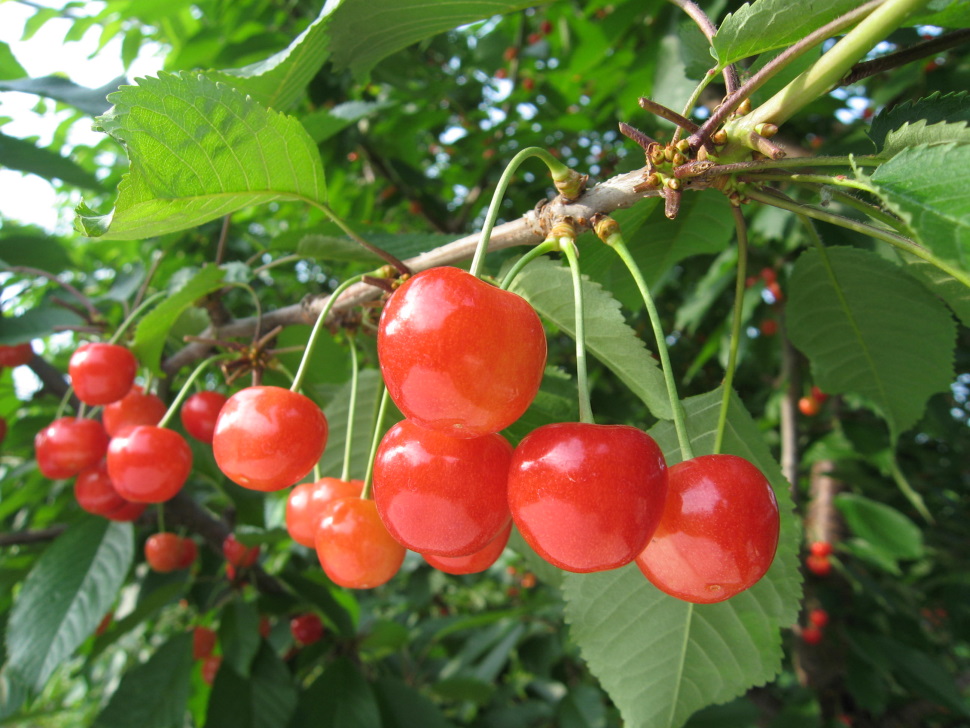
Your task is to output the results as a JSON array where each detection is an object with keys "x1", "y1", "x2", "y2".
[
  {"x1": 562, "y1": 388, "x2": 801, "y2": 728},
  {"x1": 0, "y1": 304, "x2": 84, "y2": 345},
  {"x1": 373, "y1": 677, "x2": 457, "y2": 728},
  {"x1": 786, "y1": 246, "x2": 956, "y2": 441},
  {"x1": 5, "y1": 518, "x2": 133, "y2": 695},
  {"x1": 869, "y1": 91, "x2": 970, "y2": 156},
  {"x1": 0, "y1": 233, "x2": 73, "y2": 272},
  {"x1": 75, "y1": 72, "x2": 327, "y2": 240},
  {"x1": 289, "y1": 657, "x2": 381, "y2": 728},
  {"x1": 508, "y1": 256, "x2": 671, "y2": 420},
  {"x1": 0, "y1": 130, "x2": 102, "y2": 190},
  {"x1": 834, "y1": 493, "x2": 924, "y2": 560},
  {"x1": 219, "y1": 599, "x2": 262, "y2": 677},
  {"x1": 207, "y1": 643, "x2": 298, "y2": 728},
  {"x1": 0, "y1": 75, "x2": 123, "y2": 116}
]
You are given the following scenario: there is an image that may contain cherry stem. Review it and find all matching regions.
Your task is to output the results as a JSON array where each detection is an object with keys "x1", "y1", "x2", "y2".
[
  {"x1": 469, "y1": 146, "x2": 572, "y2": 279},
  {"x1": 157, "y1": 504, "x2": 166, "y2": 534},
  {"x1": 744, "y1": 186, "x2": 970, "y2": 288},
  {"x1": 311, "y1": 202, "x2": 409, "y2": 275},
  {"x1": 340, "y1": 333, "x2": 359, "y2": 484},
  {"x1": 290, "y1": 273, "x2": 369, "y2": 394},
  {"x1": 713, "y1": 208, "x2": 750, "y2": 455},
  {"x1": 108, "y1": 291, "x2": 167, "y2": 345},
  {"x1": 54, "y1": 384, "x2": 76, "y2": 420},
  {"x1": 561, "y1": 238, "x2": 594, "y2": 425},
  {"x1": 499, "y1": 239, "x2": 561, "y2": 290},
  {"x1": 158, "y1": 353, "x2": 233, "y2": 430},
  {"x1": 360, "y1": 386, "x2": 391, "y2": 501},
  {"x1": 605, "y1": 231, "x2": 694, "y2": 460}
]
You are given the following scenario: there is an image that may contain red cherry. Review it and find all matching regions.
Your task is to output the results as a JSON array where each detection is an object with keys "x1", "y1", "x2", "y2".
[
  {"x1": 104, "y1": 500, "x2": 148, "y2": 522},
  {"x1": 0, "y1": 342, "x2": 33, "y2": 367},
  {"x1": 509, "y1": 423, "x2": 668, "y2": 573},
  {"x1": 285, "y1": 477, "x2": 363, "y2": 548},
  {"x1": 760, "y1": 267, "x2": 777, "y2": 285},
  {"x1": 422, "y1": 520, "x2": 512, "y2": 575},
  {"x1": 35, "y1": 417, "x2": 109, "y2": 479},
  {"x1": 760, "y1": 319, "x2": 778, "y2": 336},
  {"x1": 540, "y1": 19, "x2": 553, "y2": 34},
  {"x1": 0, "y1": 416, "x2": 6, "y2": 446},
  {"x1": 373, "y1": 419, "x2": 513, "y2": 556},
  {"x1": 809, "y1": 540, "x2": 833, "y2": 558},
  {"x1": 377, "y1": 267, "x2": 546, "y2": 438},
  {"x1": 201, "y1": 655, "x2": 222, "y2": 685},
  {"x1": 810, "y1": 385, "x2": 829, "y2": 403},
  {"x1": 801, "y1": 626, "x2": 824, "y2": 645},
  {"x1": 222, "y1": 533, "x2": 260, "y2": 568},
  {"x1": 176, "y1": 538, "x2": 197, "y2": 569},
  {"x1": 290, "y1": 613, "x2": 324, "y2": 646},
  {"x1": 798, "y1": 395, "x2": 821, "y2": 417},
  {"x1": 636, "y1": 454, "x2": 779, "y2": 603},
  {"x1": 145, "y1": 533, "x2": 187, "y2": 573},
  {"x1": 75, "y1": 459, "x2": 129, "y2": 515},
  {"x1": 212, "y1": 386, "x2": 328, "y2": 491},
  {"x1": 805, "y1": 553, "x2": 832, "y2": 576},
  {"x1": 180, "y1": 391, "x2": 228, "y2": 444},
  {"x1": 315, "y1": 496, "x2": 405, "y2": 589},
  {"x1": 68, "y1": 343, "x2": 138, "y2": 406},
  {"x1": 808, "y1": 608, "x2": 830, "y2": 629},
  {"x1": 193, "y1": 626, "x2": 217, "y2": 659},
  {"x1": 102, "y1": 385, "x2": 167, "y2": 437},
  {"x1": 259, "y1": 616, "x2": 272, "y2": 638},
  {"x1": 107, "y1": 425, "x2": 192, "y2": 502}
]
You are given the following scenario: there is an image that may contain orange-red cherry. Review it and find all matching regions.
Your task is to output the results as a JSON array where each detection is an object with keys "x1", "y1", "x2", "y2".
[
  {"x1": 314, "y1": 497, "x2": 405, "y2": 589},
  {"x1": 102, "y1": 385, "x2": 167, "y2": 437},
  {"x1": 35, "y1": 417, "x2": 109, "y2": 479},
  {"x1": 0, "y1": 342, "x2": 33, "y2": 367},
  {"x1": 422, "y1": 521, "x2": 512, "y2": 575},
  {"x1": 193, "y1": 626, "x2": 217, "y2": 659},
  {"x1": 290, "y1": 613, "x2": 324, "y2": 645},
  {"x1": 373, "y1": 419, "x2": 513, "y2": 556},
  {"x1": 636, "y1": 454, "x2": 779, "y2": 604},
  {"x1": 212, "y1": 386, "x2": 328, "y2": 491},
  {"x1": 286, "y1": 477, "x2": 363, "y2": 548},
  {"x1": 68, "y1": 342, "x2": 138, "y2": 406},
  {"x1": 107, "y1": 425, "x2": 192, "y2": 502},
  {"x1": 377, "y1": 267, "x2": 547, "y2": 437},
  {"x1": 508, "y1": 423, "x2": 668, "y2": 573},
  {"x1": 145, "y1": 533, "x2": 189, "y2": 573},
  {"x1": 74, "y1": 458, "x2": 145, "y2": 521},
  {"x1": 180, "y1": 391, "x2": 228, "y2": 444},
  {"x1": 222, "y1": 533, "x2": 260, "y2": 568}
]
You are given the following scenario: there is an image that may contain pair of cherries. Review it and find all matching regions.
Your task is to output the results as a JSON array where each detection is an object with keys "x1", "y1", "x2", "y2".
[{"x1": 374, "y1": 267, "x2": 780, "y2": 602}]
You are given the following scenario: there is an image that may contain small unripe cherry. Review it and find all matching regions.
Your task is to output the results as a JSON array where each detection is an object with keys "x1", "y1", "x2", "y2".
[{"x1": 798, "y1": 396, "x2": 821, "y2": 417}]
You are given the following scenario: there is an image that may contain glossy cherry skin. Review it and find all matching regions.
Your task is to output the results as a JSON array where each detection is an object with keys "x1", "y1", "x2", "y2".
[
  {"x1": 68, "y1": 343, "x2": 138, "y2": 406},
  {"x1": 193, "y1": 626, "x2": 217, "y2": 659},
  {"x1": 35, "y1": 417, "x2": 110, "y2": 479},
  {"x1": 107, "y1": 426, "x2": 192, "y2": 502},
  {"x1": 377, "y1": 267, "x2": 547, "y2": 437},
  {"x1": 286, "y1": 477, "x2": 363, "y2": 548},
  {"x1": 0, "y1": 342, "x2": 33, "y2": 367},
  {"x1": 290, "y1": 613, "x2": 324, "y2": 646},
  {"x1": 422, "y1": 520, "x2": 512, "y2": 575},
  {"x1": 373, "y1": 419, "x2": 513, "y2": 556},
  {"x1": 212, "y1": 386, "x2": 328, "y2": 491},
  {"x1": 635, "y1": 454, "x2": 779, "y2": 604},
  {"x1": 222, "y1": 534, "x2": 260, "y2": 567},
  {"x1": 314, "y1": 496, "x2": 405, "y2": 589},
  {"x1": 74, "y1": 459, "x2": 145, "y2": 522},
  {"x1": 102, "y1": 386, "x2": 167, "y2": 437},
  {"x1": 180, "y1": 391, "x2": 228, "y2": 444},
  {"x1": 145, "y1": 533, "x2": 188, "y2": 572},
  {"x1": 176, "y1": 538, "x2": 198, "y2": 569},
  {"x1": 508, "y1": 422, "x2": 668, "y2": 573}
]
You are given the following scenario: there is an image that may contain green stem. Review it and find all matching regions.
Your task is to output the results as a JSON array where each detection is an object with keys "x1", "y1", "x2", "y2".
[
  {"x1": 54, "y1": 385, "x2": 75, "y2": 420},
  {"x1": 340, "y1": 334, "x2": 359, "y2": 483},
  {"x1": 890, "y1": 455, "x2": 933, "y2": 523},
  {"x1": 561, "y1": 239, "x2": 594, "y2": 425},
  {"x1": 290, "y1": 274, "x2": 367, "y2": 393},
  {"x1": 469, "y1": 146, "x2": 569, "y2": 278},
  {"x1": 158, "y1": 353, "x2": 233, "y2": 429},
  {"x1": 745, "y1": 186, "x2": 970, "y2": 288},
  {"x1": 108, "y1": 291, "x2": 167, "y2": 344},
  {"x1": 312, "y1": 202, "x2": 410, "y2": 275},
  {"x1": 713, "y1": 208, "x2": 750, "y2": 455},
  {"x1": 741, "y1": 0, "x2": 929, "y2": 131},
  {"x1": 157, "y1": 504, "x2": 166, "y2": 534},
  {"x1": 361, "y1": 386, "x2": 391, "y2": 500},
  {"x1": 707, "y1": 155, "x2": 885, "y2": 175},
  {"x1": 499, "y1": 239, "x2": 561, "y2": 290},
  {"x1": 750, "y1": 172, "x2": 876, "y2": 194},
  {"x1": 609, "y1": 237, "x2": 694, "y2": 460},
  {"x1": 252, "y1": 254, "x2": 303, "y2": 276}
]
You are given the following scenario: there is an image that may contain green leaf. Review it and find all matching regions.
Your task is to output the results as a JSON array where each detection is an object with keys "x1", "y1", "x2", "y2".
[
  {"x1": 130, "y1": 264, "x2": 226, "y2": 374},
  {"x1": 0, "y1": 233, "x2": 73, "y2": 272},
  {"x1": 289, "y1": 657, "x2": 381, "y2": 728},
  {"x1": 0, "y1": 42, "x2": 27, "y2": 81},
  {"x1": 301, "y1": 101, "x2": 393, "y2": 143},
  {"x1": 869, "y1": 92, "x2": 970, "y2": 156},
  {"x1": 0, "y1": 75, "x2": 123, "y2": 116},
  {"x1": 888, "y1": 247, "x2": 970, "y2": 326},
  {"x1": 869, "y1": 143, "x2": 970, "y2": 274},
  {"x1": 0, "y1": 130, "x2": 102, "y2": 190},
  {"x1": 562, "y1": 388, "x2": 801, "y2": 728},
  {"x1": 712, "y1": 0, "x2": 860, "y2": 68},
  {"x1": 277, "y1": 570, "x2": 357, "y2": 638},
  {"x1": 328, "y1": 0, "x2": 553, "y2": 79},
  {"x1": 373, "y1": 677, "x2": 457, "y2": 728},
  {"x1": 508, "y1": 256, "x2": 672, "y2": 420},
  {"x1": 786, "y1": 246, "x2": 956, "y2": 441},
  {"x1": 318, "y1": 369, "x2": 392, "y2": 481},
  {"x1": 0, "y1": 304, "x2": 84, "y2": 344},
  {"x1": 911, "y1": 0, "x2": 970, "y2": 28},
  {"x1": 5, "y1": 518, "x2": 133, "y2": 695},
  {"x1": 209, "y1": 7, "x2": 334, "y2": 110},
  {"x1": 206, "y1": 643, "x2": 298, "y2": 728},
  {"x1": 219, "y1": 599, "x2": 262, "y2": 677},
  {"x1": 75, "y1": 71, "x2": 327, "y2": 240},
  {"x1": 93, "y1": 632, "x2": 194, "y2": 728},
  {"x1": 834, "y1": 493, "x2": 924, "y2": 560}
]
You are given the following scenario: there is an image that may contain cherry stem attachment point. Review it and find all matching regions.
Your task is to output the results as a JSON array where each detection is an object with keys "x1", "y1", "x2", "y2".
[
  {"x1": 598, "y1": 220, "x2": 694, "y2": 460},
  {"x1": 561, "y1": 237, "x2": 594, "y2": 425},
  {"x1": 470, "y1": 146, "x2": 580, "y2": 279},
  {"x1": 290, "y1": 273, "x2": 371, "y2": 394},
  {"x1": 713, "y1": 208, "x2": 750, "y2": 455},
  {"x1": 158, "y1": 353, "x2": 234, "y2": 430},
  {"x1": 361, "y1": 386, "x2": 391, "y2": 501},
  {"x1": 340, "y1": 333, "x2": 359, "y2": 484}
]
